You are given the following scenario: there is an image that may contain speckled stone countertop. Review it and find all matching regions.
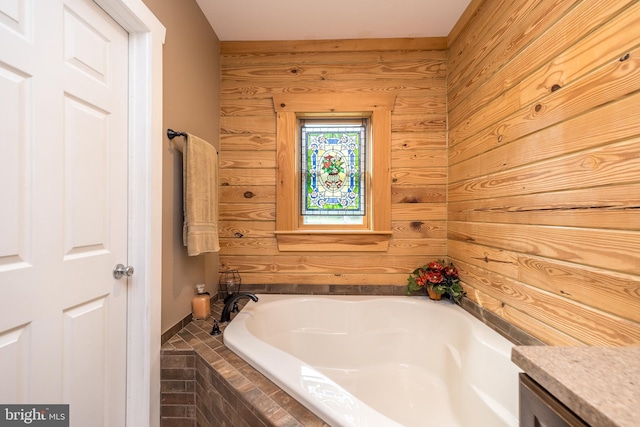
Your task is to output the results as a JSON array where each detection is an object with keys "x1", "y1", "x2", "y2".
[{"x1": 512, "y1": 346, "x2": 640, "y2": 427}]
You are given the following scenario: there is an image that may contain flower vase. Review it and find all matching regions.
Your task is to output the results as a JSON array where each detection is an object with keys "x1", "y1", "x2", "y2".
[
  {"x1": 325, "y1": 172, "x2": 340, "y2": 189},
  {"x1": 427, "y1": 286, "x2": 442, "y2": 300}
]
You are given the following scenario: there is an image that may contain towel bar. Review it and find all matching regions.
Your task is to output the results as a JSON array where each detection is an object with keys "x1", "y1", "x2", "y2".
[{"x1": 167, "y1": 128, "x2": 218, "y2": 154}]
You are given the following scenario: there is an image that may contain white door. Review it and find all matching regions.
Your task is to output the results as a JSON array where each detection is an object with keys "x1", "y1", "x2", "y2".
[{"x1": 0, "y1": 0, "x2": 129, "y2": 425}]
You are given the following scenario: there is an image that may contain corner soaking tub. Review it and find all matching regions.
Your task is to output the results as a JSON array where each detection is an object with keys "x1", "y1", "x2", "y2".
[{"x1": 224, "y1": 294, "x2": 521, "y2": 427}]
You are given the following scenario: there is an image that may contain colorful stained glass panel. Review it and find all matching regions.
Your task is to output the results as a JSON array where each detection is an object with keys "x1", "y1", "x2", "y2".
[{"x1": 301, "y1": 124, "x2": 366, "y2": 217}]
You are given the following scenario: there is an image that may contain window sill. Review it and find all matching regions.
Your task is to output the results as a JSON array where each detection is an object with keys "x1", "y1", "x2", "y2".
[{"x1": 274, "y1": 231, "x2": 392, "y2": 252}]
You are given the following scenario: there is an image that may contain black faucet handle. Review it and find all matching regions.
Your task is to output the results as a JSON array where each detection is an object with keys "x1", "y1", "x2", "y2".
[
  {"x1": 232, "y1": 301, "x2": 239, "y2": 313},
  {"x1": 210, "y1": 320, "x2": 221, "y2": 336}
]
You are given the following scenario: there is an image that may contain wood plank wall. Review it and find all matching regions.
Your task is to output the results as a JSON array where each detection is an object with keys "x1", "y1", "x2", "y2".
[
  {"x1": 219, "y1": 38, "x2": 448, "y2": 289},
  {"x1": 448, "y1": 0, "x2": 640, "y2": 345}
]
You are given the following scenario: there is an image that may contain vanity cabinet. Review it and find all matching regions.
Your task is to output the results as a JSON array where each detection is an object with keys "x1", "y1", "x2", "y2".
[{"x1": 519, "y1": 373, "x2": 588, "y2": 427}]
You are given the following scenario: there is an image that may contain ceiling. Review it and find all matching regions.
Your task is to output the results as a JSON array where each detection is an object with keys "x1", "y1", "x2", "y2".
[{"x1": 195, "y1": 0, "x2": 472, "y2": 41}]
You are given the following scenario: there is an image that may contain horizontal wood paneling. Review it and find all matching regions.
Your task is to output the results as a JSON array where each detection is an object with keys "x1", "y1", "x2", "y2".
[
  {"x1": 392, "y1": 220, "x2": 447, "y2": 239},
  {"x1": 237, "y1": 272, "x2": 412, "y2": 286},
  {"x1": 220, "y1": 254, "x2": 430, "y2": 273},
  {"x1": 216, "y1": 5, "x2": 640, "y2": 345},
  {"x1": 458, "y1": 260, "x2": 640, "y2": 346},
  {"x1": 221, "y1": 50, "x2": 447, "y2": 68},
  {"x1": 448, "y1": 0, "x2": 640, "y2": 345},
  {"x1": 449, "y1": 137, "x2": 640, "y2": 201},
  {"x1": 392, "y1": 168, "x2": 447, "y2": 186},
  {"x1": 221, "y1": 78, "x2": 446, "y2": 99},
  {"x1": 448, "y1": 240, "x2": 640, "y2": 325},
  {"x1": 219, "y1": 150, "x2": 275, "y2": 169},
  {"x1": 219, "y1": 203, "x2": 275, "y2": 221},
  {"x1": 219, "y1": 186, "x2": 275, "y2": 203},
  {"x1": 220, "y1": 39, "x2": 448, "y2": 287},
  {"x1": 392, "y1": 149, "x2": 447, "y2": 168},
  {"x1": 449, "y1": 186, "x2": 640, "y2": 230},
  {"x1": 220, "y1": 134, "x2": 275, "y2": 151},
  {"x1": 220, "y1": 99, "x2": 274, "y2": 116},
  {"x1": 391, "y1": 131, "x2": 447, "y2": 149},
  {"x1": 449, "y1": 0, "x2": 634, "y2": 118},
  {"x1": 446, "y1": 0, "x2": 486, "y2": 48},
  {"x1": 220, "y1": 115, "x2": 276, "y2": 134},
  {"x1": 449, "y1": 91, "x2": 640, "y2": 182},
  {"x1": 448, "y1": 0, "x2": 535, "y2": 87},
  {"x1": 390, "y1": 204, "x2": 446, "y2": 221},
  {"x1": 220, "y1": 38, "x2": 447, "y2": 55},
  {"x1": 449, "y1": 220, "x2": 640, "y2": 279},
  {"x1": 449, "y1": 49, "x2": 640, "y2": 153},
  {"x1": 219, "y1": 221, "x2": 275, "y2": 238},
  {"x1": 391, "y1": 186, "x2": 446, "y2": 203},
  {"x1": 221, "y1": 61, "x2": 446, "y2": 81},
  {"x1": 448, "y1": 0, "x2": 579, "y2": 111}
]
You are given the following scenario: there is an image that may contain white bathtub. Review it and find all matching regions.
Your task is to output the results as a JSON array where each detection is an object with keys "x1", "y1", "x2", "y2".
[{"x1": 224, "y1": 294, "x2": 521, "y2": 427}]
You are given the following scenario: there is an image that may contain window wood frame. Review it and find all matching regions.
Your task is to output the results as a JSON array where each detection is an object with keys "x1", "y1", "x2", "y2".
[{"x1": 273, "y1": 93, "x2": 395, "y2": 251}]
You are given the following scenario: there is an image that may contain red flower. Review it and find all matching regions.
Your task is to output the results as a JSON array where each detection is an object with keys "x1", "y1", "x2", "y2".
[
  {"x1": 444, "y1": 265, "x2": 458, "y2": 278},
  {"x1": 427, "y1": 260, "x2": 444, "y2": 271},
  {"x1": 425, "y1": 271, "x2": 443, "y2": 284}
]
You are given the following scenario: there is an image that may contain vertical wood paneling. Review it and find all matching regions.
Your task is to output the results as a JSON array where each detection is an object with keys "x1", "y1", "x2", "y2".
[
  {"x1": 220, "y1": 40, "x2": 447, "y2": 289},
  {"x1": 274, "y1": 111, "x2": 297, "y2": 232},
  {"x1": 448, "y1": 0, "x2": 640, "y2": 345}
]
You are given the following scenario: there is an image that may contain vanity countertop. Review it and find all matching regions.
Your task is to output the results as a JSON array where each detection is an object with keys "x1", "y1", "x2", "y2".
[{"x1": 512, "y1": 346, "x2": 640, "y2": 427}]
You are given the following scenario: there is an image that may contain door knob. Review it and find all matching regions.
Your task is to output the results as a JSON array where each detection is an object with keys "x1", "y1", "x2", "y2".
[{"x1": 113, "y1": 263, "x2": 134, "y2": 279}]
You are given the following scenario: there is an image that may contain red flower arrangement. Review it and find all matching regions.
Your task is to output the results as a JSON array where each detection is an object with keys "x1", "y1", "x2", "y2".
[{"x1": 406, "y1": 259, "x2": 465, "y2": 304}]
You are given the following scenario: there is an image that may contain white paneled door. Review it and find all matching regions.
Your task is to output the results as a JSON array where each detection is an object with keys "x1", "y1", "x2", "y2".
[{"x1": 0, "y1": 0, "x2": 129, "y2": 425}]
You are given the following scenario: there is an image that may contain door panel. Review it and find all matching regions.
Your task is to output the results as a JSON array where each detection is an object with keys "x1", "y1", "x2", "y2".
[
  {"x1": 0, "y1": 0, "x2": 129, "y2": 425},
  {"x1": 0, "y1": 64, "x2": 30, "y2": 271},
  {"x1": 0, "y1": 324, "x2": 30, "y2": 403},
  {"x1": 63, "y1": 297, "x2": 109, "y2": 422},
  {"x1": 63, "y1": 95, "x2": 109, "y2": 257}
]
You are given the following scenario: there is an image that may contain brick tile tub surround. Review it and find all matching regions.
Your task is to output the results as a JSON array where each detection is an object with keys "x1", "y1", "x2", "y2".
[
  {"x1": 160, "y1": 288, "x2": 542, "y2": 427},
  {"x1": 161, "y1": 298, "x2": 330, "y2": 427}
]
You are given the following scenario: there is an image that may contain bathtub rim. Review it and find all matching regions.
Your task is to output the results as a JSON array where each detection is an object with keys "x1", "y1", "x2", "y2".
[{"x1": 223, "y1": 293, "x2": 520, "y2": 427}]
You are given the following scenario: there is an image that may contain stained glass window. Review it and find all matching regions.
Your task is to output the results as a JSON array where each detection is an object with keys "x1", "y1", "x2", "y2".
[{"x1": 300, "y1": 120, "x2": 367, "y2": 224}]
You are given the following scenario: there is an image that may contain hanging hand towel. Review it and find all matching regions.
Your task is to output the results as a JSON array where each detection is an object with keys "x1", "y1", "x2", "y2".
[{"x1": 183, "y1": 133, "x2": 220, "y2": 255}]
